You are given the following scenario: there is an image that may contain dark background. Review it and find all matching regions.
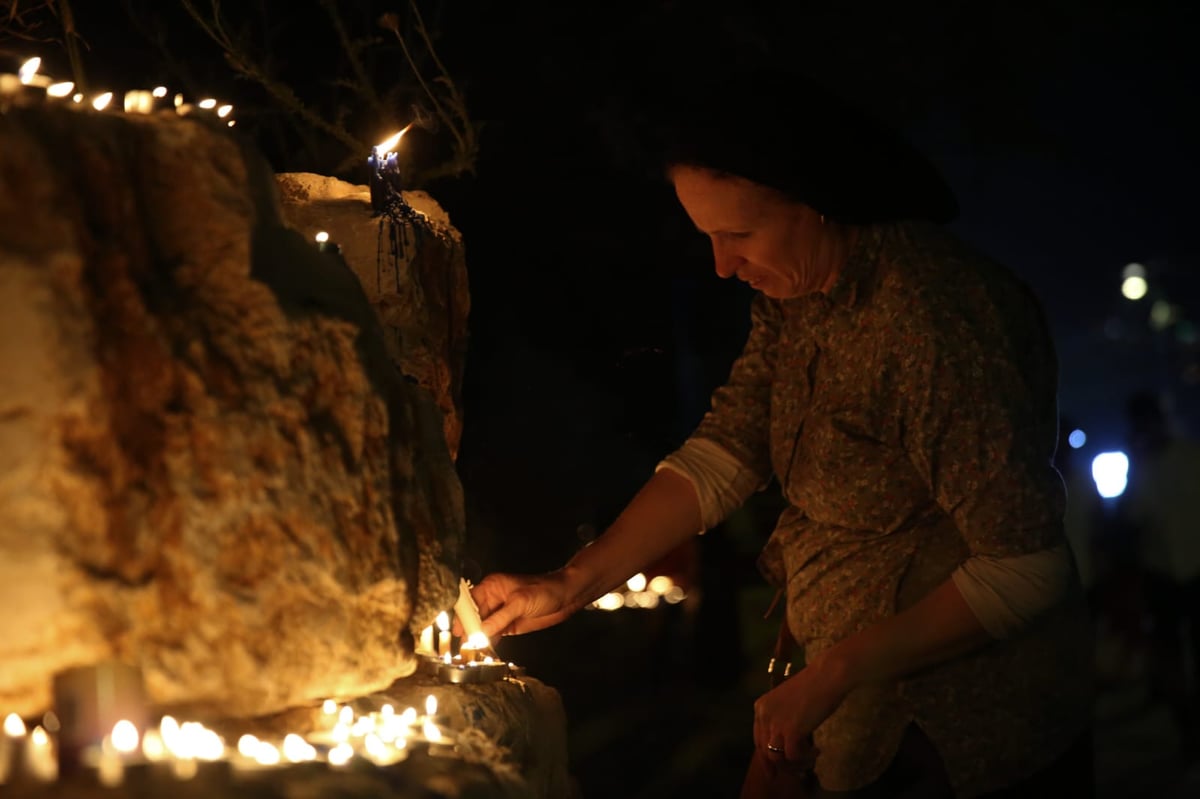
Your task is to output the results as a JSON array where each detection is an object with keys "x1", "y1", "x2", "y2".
[{"x1": 8, "y1": 2, "x2": 1199, "y2": 795}]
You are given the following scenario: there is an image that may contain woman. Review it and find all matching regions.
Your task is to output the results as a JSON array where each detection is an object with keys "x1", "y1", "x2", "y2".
[{"x1": 472, "y1": 69, "x2": 1094, "y2": 797}]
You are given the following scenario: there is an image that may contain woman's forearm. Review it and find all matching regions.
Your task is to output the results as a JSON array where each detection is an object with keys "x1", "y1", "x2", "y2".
[
  {"x1": 560, "y1": 468, "x2": 704, "y2": 609},
  {"x1": 819, "y1": 577, "x2": 993, "y2": 692}
]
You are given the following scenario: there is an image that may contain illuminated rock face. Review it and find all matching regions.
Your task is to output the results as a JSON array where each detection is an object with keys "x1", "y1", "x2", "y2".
[
  {"x1": 274, "y1": 174, "x2": 469, "y2": 461},
  {"x1": 0, "y1": 108, "x2": 463, "y2": 718}
]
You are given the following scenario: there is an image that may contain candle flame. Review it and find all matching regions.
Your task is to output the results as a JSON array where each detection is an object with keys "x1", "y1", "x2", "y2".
[
  {"x1": 47, "y1": 81, "x2": 74, "y2": 98},
  {"x1": 153, "y1": 86, "x2": 168, "y2": 98},
  {"x1": 72, "y1": 93, "x2": 83, "y2": 103},
  {"x1": 315, "y1": 231, "x2": 330, "y2": 243},
  {"x1": 198, "y1": 98, "x2": 217, "y2": 109},
  {"x1": 283, "y1": 733, "x2": 316, "y2": 762},
  {"x1": 425, "y1": 695, "x2": 438, "y2": 716},
  {"x1": 322, "y1": 699, "x2": 338, "y2": 715},
  {"x1": 217, "y1": 103, "x2": 233, "y2": 118},
  {"x1": 124, "y1": 90, "x2": 154, "y2": 114},
  {"x1": 4, "y1": 713, "x2": 26, "y2": 736},
  {"x1": 18, "y1": 57, "x2": 41, "y2": 84},
  {"x1": 626, "y1": 572, "x2": 648, "y2": 592},
  {"x1": 328, "y1": 742, "x2": 354, "y2": 766},
  {"x1": 465, "y1": 632, "x2": 490, "y2": 649},
  {"x1": 111, "y1": 720, "x2": 140, "y2": 753},
  {"x1": 422, "y1": 720, "x2": 443, "y2": 742},
  {"x1": 435, "y1": 611, "x2": 450, "y2": 632},
  {"x1": 92, "y1": 92, "x2": 113, "y2": 111},
  {"x1": 252, "y1": 741, "x2": 281, "y2": 766},
  {"x1": 374, "y1": 124, "x2": 413, "y2": 154},
  {"x1": 31, "y1": 726, "x2": 49, "y2": 746}
]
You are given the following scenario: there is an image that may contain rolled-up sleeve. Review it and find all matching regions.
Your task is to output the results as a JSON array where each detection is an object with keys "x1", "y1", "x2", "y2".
[{"x1": 689, "y1": 294, "x2": 782, "y2": 489}]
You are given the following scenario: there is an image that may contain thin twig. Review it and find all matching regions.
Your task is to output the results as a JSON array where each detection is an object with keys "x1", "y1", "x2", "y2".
[
  {"x1": 179, "y1": 0, "x2": 367, "y2": 155},
  {"x1": 320, "y1": 0, "x2": 385, "y2": 117}
]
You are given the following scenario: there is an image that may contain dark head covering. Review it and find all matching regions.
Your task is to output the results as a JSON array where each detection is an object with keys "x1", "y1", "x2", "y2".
[{"x1": 637, "y1": 67, "x2": 958, "y2": 225}]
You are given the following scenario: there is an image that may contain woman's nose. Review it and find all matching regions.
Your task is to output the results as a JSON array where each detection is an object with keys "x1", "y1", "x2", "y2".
[{"x1": 712, "y1": 241, "x2": 742, "y2": 279}]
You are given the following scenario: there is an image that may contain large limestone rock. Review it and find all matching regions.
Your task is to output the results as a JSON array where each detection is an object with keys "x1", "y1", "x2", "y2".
[
  {"x1": 0, "y1": 106, "x2": 463, "y2": 718},
  {"x1": 274, "y1": 174, "x2": 469, "y2": 460}
]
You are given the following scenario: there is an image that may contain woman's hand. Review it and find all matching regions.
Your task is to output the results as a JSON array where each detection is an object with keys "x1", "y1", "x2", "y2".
[
  {"x1": 752, "y1": 653, "x2": 852, "y2": 765},
  {"x1": 470, "y1": 570, "x2": 581, "y2": 638}
]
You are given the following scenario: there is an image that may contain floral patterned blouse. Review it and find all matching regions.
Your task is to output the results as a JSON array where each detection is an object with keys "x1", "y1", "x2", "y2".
[{"x1": 692, "y1": 222, "x2": 1093, "y2": 796}]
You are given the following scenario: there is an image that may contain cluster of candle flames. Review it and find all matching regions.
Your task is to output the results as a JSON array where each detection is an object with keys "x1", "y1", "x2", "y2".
[
  {"x1": 590, "y1": 572, "x2": 687, "y2": 611},
  {"x1": 1, "y1": 56, "x2": 236, "y2": 124},
  {"x1": 0, "y1": 694, "x2": 454, "y2": 788}
]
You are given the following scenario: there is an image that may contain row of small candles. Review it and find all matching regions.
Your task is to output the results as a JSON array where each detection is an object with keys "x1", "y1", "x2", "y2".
[
  {"x1": 4, "y1": 56, "x2": 413, "y2": 219},
  {"x1": 590, "y1": 572, "x2": 687, "y2": 612},
  {"x1": 0, "y1": 56, "x2": 237, "y2": 126},
  {"x1": 0, "y1": 694, "x2": 453, "y2": 787}
]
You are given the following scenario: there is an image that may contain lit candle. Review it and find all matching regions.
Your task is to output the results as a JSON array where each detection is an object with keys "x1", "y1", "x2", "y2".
[
  {"x1": 418, "y1": 624, "x2": 435, "y2": 655},
  {"x1": 124, "y1": 90, "x2": 155, "y2": 114},
  {"x1": 368, "y1": 125, "x2": 412, "y2": 215},
  {"x1": 25, "y1": 726, "x2": 57, "y2": 782},
  {"x1": 459, "y1": 632, "x2": 491, "y2": 664},
  {"x1": 314, "y1": 230, "x2": 341, "y2": 255},
  {"x1": 436, "y1": 611, "x2": 451, "y2": 657},
  {"x1": 1, "y1": 713, "x2": 27, "y2": 783}
]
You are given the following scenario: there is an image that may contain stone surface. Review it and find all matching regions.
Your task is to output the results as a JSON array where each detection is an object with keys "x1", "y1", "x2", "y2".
[
  {"x1": 274, "y1": 174, "x2": 469, "y2": 461},
  {"x1": 0, "y1": 106, "x2": 463, "y2": 718}
]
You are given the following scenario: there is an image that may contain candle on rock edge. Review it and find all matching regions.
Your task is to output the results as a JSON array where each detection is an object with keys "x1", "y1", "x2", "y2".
[{"x1": 368, "y1": 125, "x2": 412, "y2": 216}]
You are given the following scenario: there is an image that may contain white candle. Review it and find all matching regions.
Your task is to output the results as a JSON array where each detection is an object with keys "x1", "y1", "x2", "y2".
[
  {"x1": 1, "y1": 713, "x2": 27, "y2": 783},
  {"x1": 25, "y1": 726, "x2": 57, "y2": 782},
  {"x1": 436, "y1": 611, "x2": 451, "y2": 656},
  {"x1": 418, "y1": 625, "x2": 435, "y2": 655},
  {"x1": 454, "y1": 578, "x2": 487, "y2": 639}
]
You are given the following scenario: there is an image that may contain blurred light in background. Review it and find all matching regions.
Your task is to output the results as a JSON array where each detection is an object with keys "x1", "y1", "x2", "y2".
[
  {"x1": 1122, "y1": 276, "x2": 1148, "y2": 301},
  {"x1": 1068, "y1": 429, "x2": 1087, "y2": 449},
  {"x1": 1121, "y1": 263, "x2": 1149, "y2": 301},
  {"x1": 1149, "y1": 300, "x2": 1177, "y2": 331},
  {"x1": 1091, "y1": 451, "x2": 1130, "y2": 499}
]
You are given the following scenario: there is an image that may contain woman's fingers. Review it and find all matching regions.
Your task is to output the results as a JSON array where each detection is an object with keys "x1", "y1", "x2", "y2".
[{"x1": 471, "y1": 574, "x2": 518, "y2": 619}]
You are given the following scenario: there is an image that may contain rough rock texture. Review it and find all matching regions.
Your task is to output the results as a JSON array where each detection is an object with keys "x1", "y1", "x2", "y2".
[
  {"x1": 274, "y1": 174, "x2": 469, "y2": 461},
  {"x1": 0, "y1": 106, "x2": 463, "y2": 718}
]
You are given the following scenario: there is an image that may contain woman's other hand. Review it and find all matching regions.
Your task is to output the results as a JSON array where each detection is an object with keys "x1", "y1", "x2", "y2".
[
  {"x1": 471, "y1": 570, "x2": 580, "y2": 638},
  {"x1": 752, "y1": 654, "x2": 851, "y2": 765}
]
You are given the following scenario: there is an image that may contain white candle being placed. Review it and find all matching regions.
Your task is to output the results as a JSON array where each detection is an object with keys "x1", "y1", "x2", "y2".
[{"x1": 454, "y1": 578, "x2": 486, "y2": 638}]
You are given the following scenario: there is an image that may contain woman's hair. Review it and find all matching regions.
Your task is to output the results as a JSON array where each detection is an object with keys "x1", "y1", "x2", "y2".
[{"x1": 637, "y1": 67, "x2": 959, "y2": 225}]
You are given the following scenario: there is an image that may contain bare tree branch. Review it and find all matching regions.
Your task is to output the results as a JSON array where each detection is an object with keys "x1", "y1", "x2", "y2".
[
  {"x1": 178, "y1": 0, "x2": 367, "y2": 155},
  {"x1": 320, "y1": 0, "x2": 385, "y2": 118}
]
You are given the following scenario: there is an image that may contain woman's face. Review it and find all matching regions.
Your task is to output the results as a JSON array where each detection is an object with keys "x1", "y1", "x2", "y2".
[{"x1": 670, "y1": 165, "x2": 839, "y2": 300}]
